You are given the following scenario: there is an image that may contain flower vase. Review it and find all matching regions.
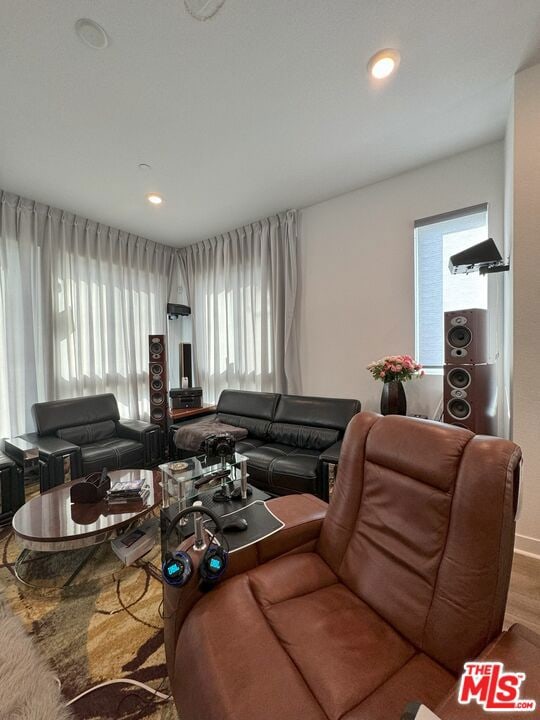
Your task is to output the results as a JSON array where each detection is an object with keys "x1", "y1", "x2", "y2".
[{"x1": 380, "y1": 379, "x2": 407, "y2": 416}]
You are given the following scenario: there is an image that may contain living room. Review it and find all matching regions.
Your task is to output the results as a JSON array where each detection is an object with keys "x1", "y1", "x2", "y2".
[{"x1": 0, "y1": 2, "x2": 539, "y2": 719}]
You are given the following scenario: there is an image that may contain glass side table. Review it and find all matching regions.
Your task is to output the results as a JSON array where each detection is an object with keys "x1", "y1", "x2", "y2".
[
  {"x1": 158, "y1": 452, "x2": 270, "y2": 555},
  {"x1": 160, "y1": 451, "x2": 248, "y2": 511}
]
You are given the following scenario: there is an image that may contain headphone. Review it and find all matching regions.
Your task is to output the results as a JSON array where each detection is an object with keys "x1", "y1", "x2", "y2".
[{"x1": 162, "y1": 505, "x2": 229, "y2": 591}]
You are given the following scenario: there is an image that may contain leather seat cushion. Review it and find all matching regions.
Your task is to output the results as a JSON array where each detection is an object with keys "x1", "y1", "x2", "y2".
[
  {"x1": 242, "y1": 443, "x2": 320, "y2": 493},
  {"x1": 174, "y1": 553, "x2": 454, "y2": 720},
  {"x1": 234, "y1": 437, "x2": 266, "y2": 454},
  {"x1": 80, "y1": 438, "x2": 143, "y2": 473}
]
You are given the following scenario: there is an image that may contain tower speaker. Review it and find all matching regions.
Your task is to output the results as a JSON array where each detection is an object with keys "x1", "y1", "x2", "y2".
[
  {"x1": 444, "y1": 308, "x2": 488, "y2": 365},
  {"x1": 148, "y1": 334, "x2": 168, "y2": 428},
  {"x1": 443, "y1": 363, "x2": 496, "y2": 434},
  {"x1": 179, "y1": 343, "x2": 193, "y2": 388}
]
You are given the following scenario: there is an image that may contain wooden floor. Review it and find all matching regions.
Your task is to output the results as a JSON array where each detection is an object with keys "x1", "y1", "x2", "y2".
[{"x1": 505, "y1": 552, "x2": 540, "y2": 635}]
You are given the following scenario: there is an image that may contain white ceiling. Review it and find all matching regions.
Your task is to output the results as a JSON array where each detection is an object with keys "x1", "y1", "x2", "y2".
[{"x1": 1, "y1": 1, "x2": 540, "y2": 247}]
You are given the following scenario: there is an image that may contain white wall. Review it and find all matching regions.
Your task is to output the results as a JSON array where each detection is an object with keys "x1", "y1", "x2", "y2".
[
  {"x1": 503, "y1": 93, "x2": 514, "y2": 441},
  {"x1": 297, "y1": 141, "x2": 504, "y2": 418},
  {"x1": 512, "y1": 63, "x2": 540, "y2": 557}
]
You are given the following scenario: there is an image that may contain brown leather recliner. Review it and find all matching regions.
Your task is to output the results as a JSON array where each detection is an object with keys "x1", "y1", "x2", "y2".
[{"x1": 164, "y1": 412, "x2": 522, "y2": 720}]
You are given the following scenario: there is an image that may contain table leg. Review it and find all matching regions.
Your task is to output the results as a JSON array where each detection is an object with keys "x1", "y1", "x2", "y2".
[{"x1": 14, "y1": 545, "x2": 99, "y2": 589}]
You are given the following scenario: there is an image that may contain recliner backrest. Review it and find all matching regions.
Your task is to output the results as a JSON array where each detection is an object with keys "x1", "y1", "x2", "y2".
[
  {"x1": 32, "y1": 394, "x2": 120, "y2": 436},
  {"x1": 317, "y1": 412, "x2": 521, "y2": 674}
]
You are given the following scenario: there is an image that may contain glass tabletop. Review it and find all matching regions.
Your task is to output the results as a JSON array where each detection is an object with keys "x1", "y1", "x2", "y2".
[{"x1": 159, "y1": 452, "x2": 248, "y2": 509}]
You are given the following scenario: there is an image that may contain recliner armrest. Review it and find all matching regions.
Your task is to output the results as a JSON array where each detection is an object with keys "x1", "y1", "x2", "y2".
[
  {"x1": 162, "y1": 493, "x2": 327, "y2": 680},
  {"x1": 224, "y1": 494, "x2": 328, "y2": 578},
  {"x1": 435, "y1": 623, "x2": 540, "y2": 719},
  {"x1": 319, "y1": 439, "x2": 343, "y2": 465},
  {"x1": 255, "y1": 493, "x2": 327, "y2": 563},
  {"x1": 116, "y1": 420, "x2": 163, "y2": 465}
]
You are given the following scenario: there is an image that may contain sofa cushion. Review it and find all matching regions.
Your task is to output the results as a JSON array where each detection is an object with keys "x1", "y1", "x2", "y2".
[
  {"x1": 57, "y1": 420, "x2": 117, "y2": 446},
  {"x1": 80, "y1": 438, "x2": 143, "y2": 473},
  {"x1": 174, "y1": 552, "x2": 454, "y2": 720},
  {"x1": 217, "y1": 412, "x2": 270, "y2": 440},
  {"x1": 267, "y1": 422, "x2": 339, "y2": 450},
  {"x1": 242, "y1": 443, "x2": 320, "y2": 494},
  {"x1": 217, "y1": 389, "x2": 279, "y2": 420},
  {"x1": 234, "y1": 437, "x2": 266, "y2": 454},
  {"x1": 270, "y1": 448, "x2": 320, "y2": 493},
  {"x1": 275, "y1": 394, "x2": 360, "y2": 432}
]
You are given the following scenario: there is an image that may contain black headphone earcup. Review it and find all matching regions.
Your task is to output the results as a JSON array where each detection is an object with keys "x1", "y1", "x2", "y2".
[
  {"x1": 198, "y1": 544, "x2": 228, "y2": 591},
  {"x1": 162, "y1": 550, "x2": 193, "y2": 587}
]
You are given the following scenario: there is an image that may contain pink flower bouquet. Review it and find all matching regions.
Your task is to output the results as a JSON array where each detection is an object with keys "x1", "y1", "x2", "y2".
[{"x1": 367, "y1": 354, "x2": 424, "y2": 383}]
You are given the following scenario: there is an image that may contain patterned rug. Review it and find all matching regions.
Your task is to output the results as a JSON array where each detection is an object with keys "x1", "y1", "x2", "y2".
[{"x1": 0, "y1": 514, "x2": 178, "y2": 720}]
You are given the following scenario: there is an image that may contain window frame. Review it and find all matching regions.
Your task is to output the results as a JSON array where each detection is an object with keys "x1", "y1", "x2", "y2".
[{"x1": 414, "y1": 203, "x2": 489, "y2": 374}]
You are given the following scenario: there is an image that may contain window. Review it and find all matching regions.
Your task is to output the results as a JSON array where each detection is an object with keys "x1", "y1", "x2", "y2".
[{"x1": 415, "y1": 204, "x2": 488, "y2": 369}]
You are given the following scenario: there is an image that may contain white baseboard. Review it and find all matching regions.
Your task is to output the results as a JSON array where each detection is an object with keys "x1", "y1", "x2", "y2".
[{"x1": 514, "y1": 533, "x2": 540, "y2": 560}]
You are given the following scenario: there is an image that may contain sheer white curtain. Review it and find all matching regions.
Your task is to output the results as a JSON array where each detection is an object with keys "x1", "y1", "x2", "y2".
[
  {"x1": 0, "y1": 191, "x2": 179, "y2": 438},
  {"x1": 179, "y1": 211, "x2": 301, "y2": 403}
]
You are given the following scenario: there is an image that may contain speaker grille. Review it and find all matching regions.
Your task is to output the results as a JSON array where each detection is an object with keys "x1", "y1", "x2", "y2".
[
  {"x1": 151, "y1": 408, "x2": 165, "y2": 421},
  {"x1": 447, "y1": 398, "x2": 471, "y2": 420},
  {"x1": 443, "y1": 361, "x2": 496, "y2": 434},
  {"x1": 447, "y1": 325, "x2": 472, "y2": 349},
  {"x1": 150, "y1": 341, "x2": 164, "y2": 356},
  {"x1": 448, "y1": 367, "x2": 471, "y2": 389},
  {"x1": 445, "y1": 309, "x2": 488, "y2": 365},
  {"x1": 148, "y1": 334, "x2": 168, "y2": 429}
]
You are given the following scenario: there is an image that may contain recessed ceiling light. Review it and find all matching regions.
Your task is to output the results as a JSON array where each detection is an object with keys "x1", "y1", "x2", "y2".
[
  {"x1": 367, "y1": 49, "x2": 400, "y2": 80},
  {"x1": 75, "y1": 18, "x2": 109, "y2": 49},
  {"x1": 146, "y1": 193, "x2": 163, "y2": 205},
  {"x1": 184, "y1": 0, "x2": 227, "y2": 21}
]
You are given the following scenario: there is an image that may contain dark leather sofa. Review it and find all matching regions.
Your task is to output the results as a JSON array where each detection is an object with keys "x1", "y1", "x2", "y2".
[
  {"x1": 5, "y1": 393, "x2": 162, "y2": 491},
  {"x1": 164, "y1": 413, "x2": 523, "y2": 720},
  {"x1": 170, "y1": 389, "x2": 361, "y2": 499}
]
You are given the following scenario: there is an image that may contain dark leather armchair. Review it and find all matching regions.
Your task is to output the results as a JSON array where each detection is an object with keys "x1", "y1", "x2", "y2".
[
  {"x1": 0, "y1": 450, "x2": 24, "y2": 522},
  {"x1": 6, "y1": 393, "x2": 162, "y2": 490},
  {"x1": 164, "y1": 413, "x2": 522, "y2": 720}
]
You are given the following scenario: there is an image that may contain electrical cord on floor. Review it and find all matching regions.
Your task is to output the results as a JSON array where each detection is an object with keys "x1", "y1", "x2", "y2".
[
  {"x1": 65, "y1": 678, "x2": 171, "y2": 707},
  {"x1": 115, "y1": 675, "x2": 171, "y2": 716}
]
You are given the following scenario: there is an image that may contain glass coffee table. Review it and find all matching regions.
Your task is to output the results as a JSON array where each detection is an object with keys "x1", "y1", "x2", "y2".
[{"x1": 159, "y1": 453, "x2": 270, "y2": 551}]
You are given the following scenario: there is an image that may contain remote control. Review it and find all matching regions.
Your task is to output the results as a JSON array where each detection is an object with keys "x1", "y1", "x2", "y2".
[{"x1": 194, "y1": 469, "x2": 230, "y2": 489}]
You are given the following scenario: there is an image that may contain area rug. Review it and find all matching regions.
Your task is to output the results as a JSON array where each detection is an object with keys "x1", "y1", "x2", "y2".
[{"x1": 0, "y1": 517, "x2": 178, "y2": 720}]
